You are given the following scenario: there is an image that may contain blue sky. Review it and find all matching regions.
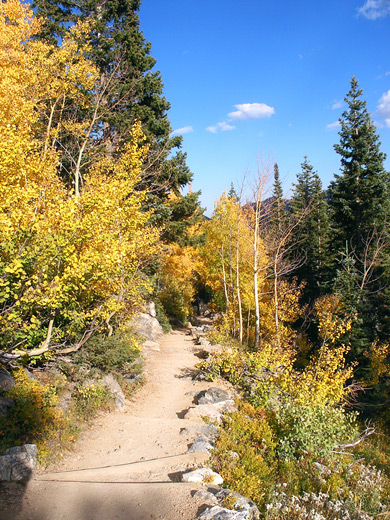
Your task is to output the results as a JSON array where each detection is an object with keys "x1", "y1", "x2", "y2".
[{"x1": 139, "y1": 0, "x2": 390, "y2": 214}]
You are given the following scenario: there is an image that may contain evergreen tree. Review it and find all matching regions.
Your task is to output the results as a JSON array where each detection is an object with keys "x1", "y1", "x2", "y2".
[
  {"x1": 32, "y1": 0, "x2": 203, "y2": 242},
  {"x1": 290, "y1": 157, "x2": 329, "y2": 302},
  {"x1": 329, "y1": 77, "x2": 389, "y2": 259},
  {"x1": 328, "y1": 77, "x2": 390, "y2": 358}
]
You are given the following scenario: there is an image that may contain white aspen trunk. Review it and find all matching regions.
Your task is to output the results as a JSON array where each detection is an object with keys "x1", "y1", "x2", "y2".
[{"x1": 253, "y1": 196, "x2": 261, "y2": 350}]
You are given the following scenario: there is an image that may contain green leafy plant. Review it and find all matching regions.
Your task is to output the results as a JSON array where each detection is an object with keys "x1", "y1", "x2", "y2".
[{"x1": 74, "y1": 331, "x2": 140, "y2": 373}]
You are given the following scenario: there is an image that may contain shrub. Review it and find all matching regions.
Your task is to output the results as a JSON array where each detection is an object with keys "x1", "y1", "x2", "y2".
[
  {"x1": 211, "y1": 401, "x2": 276, "y2": 509},
  {"x1": 73, "y1": 383, "x2": 113, "y2": 420},
  {"x1": 274, "y1": 399, "x2": 359, "y2": 460},
  {"x1": 74, "y1": 330, "x2": 140, "y2": 373}
]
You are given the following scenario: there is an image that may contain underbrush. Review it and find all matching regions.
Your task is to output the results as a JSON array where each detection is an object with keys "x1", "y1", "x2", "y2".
[
  {"x1": 201, "y1": 338, "x2": 390, "y2": 519},
  {"x1": 73, "y1": 330, "x2": 141, "y2": 373}
]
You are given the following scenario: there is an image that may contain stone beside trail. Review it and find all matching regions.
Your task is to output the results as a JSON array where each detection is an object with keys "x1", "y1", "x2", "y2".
[{"x1": 0, "y1": 328, "x2": 235, "y2": 520}]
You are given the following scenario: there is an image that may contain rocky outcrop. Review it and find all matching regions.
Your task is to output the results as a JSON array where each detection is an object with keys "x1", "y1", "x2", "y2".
[
  {"x1": 129, "y1": 307, "x2": 163, "y2": 343},
  {"x1": 0, "y1": 444, "x2": 37, "y2": 482}
]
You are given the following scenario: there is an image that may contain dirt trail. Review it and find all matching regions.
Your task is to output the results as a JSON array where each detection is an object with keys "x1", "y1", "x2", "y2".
[{"x1": 1, "y1": 329, "x2": 227, "y2": 520}]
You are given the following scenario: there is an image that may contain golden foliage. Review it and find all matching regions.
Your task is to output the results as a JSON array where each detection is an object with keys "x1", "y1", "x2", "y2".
[
  {"x1": 159, "y1": 244, "x2": 196, "y2": 321},
  {"x1": 0, "y1": 0, "x2": 159, "y2": 352}
]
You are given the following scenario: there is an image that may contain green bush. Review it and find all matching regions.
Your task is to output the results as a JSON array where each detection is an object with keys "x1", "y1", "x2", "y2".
[
  {"x1": 74, "y1": 330, "x2": 140, "y2": 373},
  {"x1": 274, "y1": 399, "x2": 359, "y2": 460}
]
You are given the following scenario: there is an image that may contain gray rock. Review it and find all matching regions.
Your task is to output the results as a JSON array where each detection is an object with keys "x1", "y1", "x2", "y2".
[
  {"x1": 0, "y1": 445, "x2": 37, "y2": 482},
  {"x1": 198, "y1": 506, "x2": 250, "y2": 520},
  {"x1": 198, "y1": 388, "x2": 232, "y2": 405},
  {"x1": 194, "y1": 489, "x2": 219, "y2": 506},
  {"x1": 0, "y1": 397, "x2": 15, "y2": 418},
  {"x1": 188, "y1": 440, "x2": 214, "y2": 454},
  {"x1": 180, "y1": 424, "x2": 219, "y2": 443},
  {"x1": 0, "y1": 367, "x2": 15, "y2": 392},
  {"x1": 181, "y1": 467, "x2": 223, "y2": 485},
  {"x1": 100, "y1": 374, "x2": 126, "y2": 410},
  {"x1": 129, "y1": 313, "x2": 163, "y2": 342},
  {"x1": 184, "y1": 400, "x2": 236, "y2": 422},
  {"x1": 215, "y1": 489, "x2": 260, "y2": 520}
]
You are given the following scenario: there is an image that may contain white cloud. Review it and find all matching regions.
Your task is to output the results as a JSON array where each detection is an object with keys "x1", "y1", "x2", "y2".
[
  {"x1": 332, "y1": 100, "x2": 344, "y2": 110},
  {"x1": 228, "y1": 102, "x2": 275, "y2": 121},
  {"x1": 170, "y1": 125, "x2": 194, "y2": 136},
  {"x1": 357, "y1": 0, "x2": 390, "y2": 19},
  {"x1": 377, "y1": 90, "x2": 390, "y2": 120},
  {"x1": 326, "y1": 121, "x2": 341, "y2": 131},
  {"x1": 206, "y1": 121, "x2": 236, "y2": 133},
  {"x1": 386, "y1": 119, "x2": 390, "y2": 127}
]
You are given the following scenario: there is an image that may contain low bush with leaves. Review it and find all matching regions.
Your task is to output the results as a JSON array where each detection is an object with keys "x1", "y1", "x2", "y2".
[{"x1": 74, "y1": 330, "x2": 140, "y2": 373}]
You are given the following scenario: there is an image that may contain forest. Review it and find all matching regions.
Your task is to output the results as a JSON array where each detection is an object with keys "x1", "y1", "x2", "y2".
[{"x1": 0, "y1": 1, "x2": 390, "y2": 519}]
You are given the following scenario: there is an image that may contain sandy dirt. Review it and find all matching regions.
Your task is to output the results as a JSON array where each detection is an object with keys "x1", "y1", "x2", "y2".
[{"x1": 0, "y1": 329, "x2": 227, "y2": 520}]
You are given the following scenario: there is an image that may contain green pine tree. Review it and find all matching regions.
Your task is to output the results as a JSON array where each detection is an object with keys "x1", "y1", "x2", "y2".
[
  {"x1": 329, "y1": 76, "x2": 389, "y2": 259},
  {"x1": 290, "y1": 157, "x2": 329, "y2": 302},
  {"x1": 328, "y1": 77, "x2": 390, "y2": 359}
]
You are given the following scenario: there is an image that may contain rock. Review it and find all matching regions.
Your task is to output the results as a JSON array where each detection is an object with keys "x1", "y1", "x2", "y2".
[
  {"x1": 0, "y1": 444, "x2": 37, "y2": 482},
  {"x1": 188, "y1": 440, "x2": 214, "y2": 454},
  {"x1": 197, "y1": 506, "x2": 250, "y2": 520},
  {"x1": 129, "y1": 312, "x2": 163, "y2": 342},
  {"x1": 193, "y1": 490, "x2": 219, "y2": 506},
  {"x1": 180, "y1": 424, "x2": 219, "y2": 443},
  {"x1": 181, "y1": 467, "x2": 223, "y2": 485},
  {"x1": 215, "y1": 489, "x2": 260, "y2": 520},
  {"x1": 198, "y1": 387, "x2": 232, "y2": 405},
  {"x1": 184, "y1": 400, "x2": 236, "y2": 422},
  {"x1": 0, "y1": 397, "x2": 15, "y2": 418},
  {"x1": 100, "y1": 374, "x2": 126, "y2": 410},
  {"x1": 0, "y1": 367, "x2": 15, "y2": 392}
]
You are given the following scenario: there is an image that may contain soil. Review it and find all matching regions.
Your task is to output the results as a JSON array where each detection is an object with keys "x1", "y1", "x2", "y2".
[{"x1": 0, "y1": 328, "x2": 230, "y2": 520}]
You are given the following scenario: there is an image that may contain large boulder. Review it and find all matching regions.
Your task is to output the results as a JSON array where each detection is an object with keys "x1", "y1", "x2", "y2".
[
  {"x1": 129, "y1": 313, "x2": 163, "y2": 343},
  {"x1": 0, "y1": 444, "x2": 37, "y2": 482}
]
